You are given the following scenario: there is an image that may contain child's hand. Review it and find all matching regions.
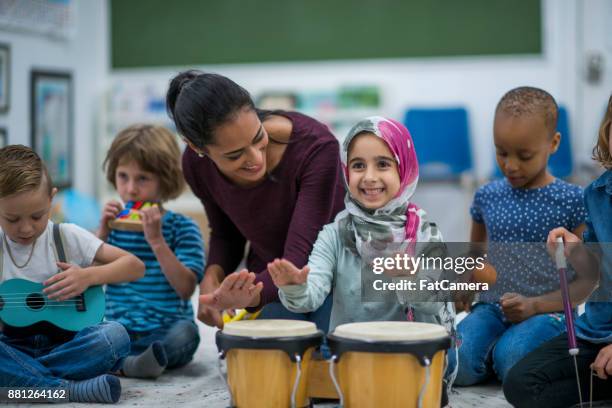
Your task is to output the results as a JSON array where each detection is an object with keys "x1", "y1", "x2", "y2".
[
  {"x1": 546, "y1": 227, "x2": 581, "y2": 259},
  {"x1": 99, "y1": 200, "x2": 123, "y2": 240},
  {"x1": 268, "y1": 259, "x2": 310, "y2": 286},
  {"x1": 140, "y1": 206, "x2": 164, "y2": 247},
  {"x1": 591, "y1": 343, "x2": 612, "y2": 379},
  {"x1": 500, "y1": 292, "x2": 536, "y2": 322},
  {"x1": 199, "y1": 269, "x2": 263, "y2": 311},
  {"x1": 455, "y1": 292, "x2": 476, "y2": 313},
  {"x1": 197, "y1": 301, "x2": 224, "y2": 329},
  {"x1": 43, "y1": 262, "x2": 92, "y2": 301}
]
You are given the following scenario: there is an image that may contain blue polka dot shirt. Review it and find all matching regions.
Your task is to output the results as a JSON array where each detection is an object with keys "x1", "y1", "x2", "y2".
[{"x1": 471, "y1": 178, "x2": 586, "y2": 301}]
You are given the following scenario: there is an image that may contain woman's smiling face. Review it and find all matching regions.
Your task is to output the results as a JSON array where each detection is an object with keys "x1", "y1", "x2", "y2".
[{"x1": 203, "y1": 107, "x2": 270, "y2": 187}]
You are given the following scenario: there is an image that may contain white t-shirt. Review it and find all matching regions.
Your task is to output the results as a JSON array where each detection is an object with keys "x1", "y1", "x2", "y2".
[{"x1": 0, "y1": 221, "x2": 103, "y2": 283}]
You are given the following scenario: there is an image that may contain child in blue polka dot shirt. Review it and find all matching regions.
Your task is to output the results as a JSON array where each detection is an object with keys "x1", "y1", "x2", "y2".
[
  {"x1": 455, "y1": 87, "x2": 587, "y2": 386},
  {"x1": 503, "y1": 93, "x2": 612, "y2": 408}
]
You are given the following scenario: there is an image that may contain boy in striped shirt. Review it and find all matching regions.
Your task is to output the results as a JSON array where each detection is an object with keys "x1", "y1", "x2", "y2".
[{"x1": 98, "y1": 125, "x2": 205, "y2": 379}]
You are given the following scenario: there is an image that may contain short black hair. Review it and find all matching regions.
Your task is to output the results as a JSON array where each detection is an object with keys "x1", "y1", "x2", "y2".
[
  {"x1": 495, "y1": 86, "x2": 559, "y2": 136},
  {"x1": 166, "y1": 70, "x2": 255, "y2": 148}
]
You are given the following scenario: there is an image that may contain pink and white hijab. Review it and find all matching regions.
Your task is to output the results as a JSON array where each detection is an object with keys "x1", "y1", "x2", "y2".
[{"x1": 335, "y1": 116, "x2": 433, "y2": 257}]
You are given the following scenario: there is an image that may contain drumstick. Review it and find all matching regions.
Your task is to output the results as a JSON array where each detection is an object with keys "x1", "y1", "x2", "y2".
[
  {"x1": 555, "y1": 237, "x2": 578, "y2": 353},
  {"x1": 554, "y1": 237, "x2": 583, "y2": 405}
]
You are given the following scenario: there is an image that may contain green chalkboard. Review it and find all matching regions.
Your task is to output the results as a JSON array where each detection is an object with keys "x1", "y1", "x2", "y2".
[{"x1": 111, "y1": 0, "x2": 541, "y2": 68}]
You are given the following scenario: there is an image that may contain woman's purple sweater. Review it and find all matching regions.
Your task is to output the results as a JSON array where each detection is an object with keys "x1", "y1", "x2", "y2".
[{"x1": 183, "y1": 111, "x2": 345, "y2": 307}]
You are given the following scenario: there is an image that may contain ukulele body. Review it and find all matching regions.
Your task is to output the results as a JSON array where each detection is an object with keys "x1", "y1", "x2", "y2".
[{"x1": 0, "y1": 278, "x2": 105, "y2": 332}]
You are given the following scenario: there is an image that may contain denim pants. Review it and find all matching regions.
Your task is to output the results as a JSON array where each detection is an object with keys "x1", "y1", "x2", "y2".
[
  {"x1": 455, "y1": 302, "x2": 566, "y2": 385},
  {"x1": 0, "y1": 321, "x2": 129, "y2": 388},
  {"x1": 258, "y1": 293, "x2": 333, "y2": 333},
  {"x1": 503, "y1": 333, "x2": 612, "y2": 408},
  {"x1": 446, "y1": 343, "x2": 458, "y2": 384},
  {"x1": 127, "y1": 319, "x2": 200, "y2": 369}
]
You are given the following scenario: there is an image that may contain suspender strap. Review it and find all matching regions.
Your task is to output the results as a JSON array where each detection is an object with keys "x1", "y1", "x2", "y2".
[
  {"x1": 53, "y1": 223, "x2": 67, "y2": 264},
  {"x1": 0, "y1": 231, "x2": 3, "y2": 279}
]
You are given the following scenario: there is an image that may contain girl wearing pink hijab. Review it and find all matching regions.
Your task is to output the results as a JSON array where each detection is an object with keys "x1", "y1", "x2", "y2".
[{"x1": 268, "y1": 116, "x2": 457, "y2": 388}]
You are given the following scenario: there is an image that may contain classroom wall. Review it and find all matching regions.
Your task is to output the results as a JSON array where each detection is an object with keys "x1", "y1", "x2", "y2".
[
  {"x1": 0, "y1": 0, "x2": 605, "y2": 196},
  {"x1": 108, "y1": 0, "x2": 600, "y2": 181},
  {"x1": 0, "y1": 1, "x2": 108, "y2": 196}
]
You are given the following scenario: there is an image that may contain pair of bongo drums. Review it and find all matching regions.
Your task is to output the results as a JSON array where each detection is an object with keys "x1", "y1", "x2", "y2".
[{"x1": 216, "y1": 320, "x2": 450, "y2": 408}]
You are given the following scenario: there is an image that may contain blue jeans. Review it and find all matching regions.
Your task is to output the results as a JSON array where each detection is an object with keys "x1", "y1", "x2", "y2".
[
  {"x1": 127, "y1": 319, "x2": 200, "y2": 369},
  {"x1": 446, "y1": 343, "x2": 458, "y2": 384},
  {"x1": 0, "y1": 321, "x2": 129, "y2": 388},
  {"x1": 455, "y1": 303, "x2": 566, "y2": 385},
  {"x1": 258, "y1": 293, "x2": 333, "y2": 333}
]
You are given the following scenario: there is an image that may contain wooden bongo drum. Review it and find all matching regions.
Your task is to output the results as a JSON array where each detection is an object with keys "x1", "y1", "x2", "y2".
[
  {"x1": 327, "y1": 321, "x2": 451, "y2": 408},
  {"x1": 216, "y1": 320, "x2": 323, "y2": 408}
]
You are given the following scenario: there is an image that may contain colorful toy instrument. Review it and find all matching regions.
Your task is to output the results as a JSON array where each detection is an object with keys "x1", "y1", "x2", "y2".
[
  {"x1": 222, "y1": 309, "x2": 262, "y2": 324},
  {"x1": 108, "y1": 201, "x2": 158, "y2": 232}
]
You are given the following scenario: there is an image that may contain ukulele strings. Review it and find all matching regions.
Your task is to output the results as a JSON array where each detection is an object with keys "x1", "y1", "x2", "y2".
[
  {"x1": 0, "y1": 296, "x2": 81, "y2": 302},
  {"x1": 0, "y1": 292, "x2": 83, "y2": 296},
  {"x1": 0, "y1": 299, "x2": 81, "y2": 303},
  {"x1": 0, "y1": 294, "x2": 82, "y2": 305},
  {"x1": 0, "y1": 290, "x2": 90, "y2": 307},
  {"x1": 0, "y1": 305, "x2": 83, "y2": 308},
  {"x1": 0, "y1": 300, "x2": 81, "y2": 304}
]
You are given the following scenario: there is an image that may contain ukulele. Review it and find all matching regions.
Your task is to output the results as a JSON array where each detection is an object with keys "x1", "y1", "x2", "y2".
[{"x1": 0, "y1": 278, "x2": 105, "y2": 332}]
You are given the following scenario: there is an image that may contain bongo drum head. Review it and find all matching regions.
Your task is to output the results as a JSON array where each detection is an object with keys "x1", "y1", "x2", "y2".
[
  {"x1": 217, "y1": 320, "x2": 323, "y2": 362},
  {"x1": 333, "y1": 321, "x2": 448, "y2": 342},
  {"x1": 223, "y1": 319, "x2": 318, "y2": 338},
  {"x1": 327, "y1": 321, "x2": 451, "y2": 365}
]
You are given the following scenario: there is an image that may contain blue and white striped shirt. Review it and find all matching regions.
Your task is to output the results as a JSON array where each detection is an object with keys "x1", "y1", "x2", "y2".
[{"x1": 105, "y1": 211, "x2": 205, "y2": 332}]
